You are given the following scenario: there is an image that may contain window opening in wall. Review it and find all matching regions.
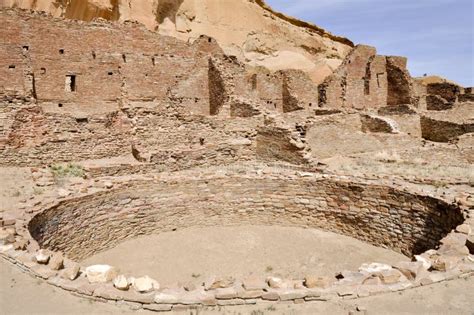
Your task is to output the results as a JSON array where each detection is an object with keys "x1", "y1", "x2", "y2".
[
  {"x1": 108, "y1": 71, "x2": 114, "y2": 76},
  {"x1": 65, "y1": 75, "x2": 76, "y2": 92},
  {"x1": 92, "y1": 51, "x2": 96, "y2": 59},
  {"x1": 152, "y1": 56, "x2": 155, "y2": 66},
  {"x1": 122, "y1": 54, "x2": 127, "y2": 63},
  {"x1": 22, "y1": 46, "x2": 29, "y2": 51},
  {"x1": 40, "y1": 68, "x2": 46, "y2": 74},
  {"x1": 58, "y1": 103, "x2": 63, "y2": 108},
  {"x1": 208, "y1": 38, "x2": 212, "y2": 43},
  {"x1": 8, "y1": 65, "x2": 15, "y2": 69},
  {"x1": 274, "y1": 103, "x2": 277, "y2": 109},
  {"x1": 59, "y1": 49, "x2": 65, "y2": 55},
  {"x1": 309, "y1": 103, "x2": 312, "y2": 107}
]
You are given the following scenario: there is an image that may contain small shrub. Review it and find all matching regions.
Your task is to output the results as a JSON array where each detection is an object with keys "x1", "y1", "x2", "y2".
[
  {"x1": 265, "y1": 265, "x2": 273, "y2": 272},
  {"x1": 50, "y1": 163, "x2": 85, "y2": 178}
]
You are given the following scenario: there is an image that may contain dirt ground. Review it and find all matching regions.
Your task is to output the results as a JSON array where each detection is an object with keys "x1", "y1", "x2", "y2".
[
  {"x1": 82, "y1": 225, "x2": 409, "y2": 285},
  {"x1": 1, "y1": 258, "x2": 473, "y2": 315}
]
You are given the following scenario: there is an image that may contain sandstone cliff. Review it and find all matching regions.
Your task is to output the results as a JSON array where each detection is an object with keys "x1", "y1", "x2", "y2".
[{"x1": 0, "y1": 0, "x2": 353, "y2": 83}]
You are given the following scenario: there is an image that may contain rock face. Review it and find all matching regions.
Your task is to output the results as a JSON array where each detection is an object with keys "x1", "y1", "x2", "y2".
[{"x1": 0, "y1": 0, "x2": 353, "y2": 83}]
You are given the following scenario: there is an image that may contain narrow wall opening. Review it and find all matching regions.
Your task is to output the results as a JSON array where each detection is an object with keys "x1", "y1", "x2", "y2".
[{"x1": 65, "y1": 75, "x2": 77, "y2": 92}]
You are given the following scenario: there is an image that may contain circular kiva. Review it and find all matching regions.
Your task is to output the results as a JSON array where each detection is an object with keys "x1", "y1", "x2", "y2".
[{"x1": 2, "y1": 173, "x2": 473, "y2": 312}]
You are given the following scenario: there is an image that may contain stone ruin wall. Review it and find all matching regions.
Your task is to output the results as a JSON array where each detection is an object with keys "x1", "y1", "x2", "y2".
[
  {"x1": 29, "y1": 176, "x2": 464, "y2": 261},
  {"x1": 318, "y1": 45, "x2": 415, "y2": 110},
  {"x1": 1, "y1": 8, "x2": 472, "y2": 169},
  {"x1": 0, "y1": 9, "x2": 326, "y2": 168},
  {"x1": 0, "y1": 8, "x2": 473, "y2": 312}
]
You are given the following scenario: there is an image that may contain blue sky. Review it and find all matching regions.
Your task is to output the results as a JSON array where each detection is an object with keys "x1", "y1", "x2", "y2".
[{"x1": 266, "y1": 0, "x2": 473, "y2": 86}]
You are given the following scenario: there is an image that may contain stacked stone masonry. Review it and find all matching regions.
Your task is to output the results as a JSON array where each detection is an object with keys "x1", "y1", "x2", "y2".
[
  {"x1": 1, "y1": 169, "x2": 473, "y2": 312},
  {"x1": 1, "y1": 7, "x2": 474, "y2": 313}
]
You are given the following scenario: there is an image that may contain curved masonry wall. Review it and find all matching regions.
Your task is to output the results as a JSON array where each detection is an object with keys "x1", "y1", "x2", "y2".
[
  {"x1": 29, "y1": 176, "x2": 463, "y2": 261},
  {"x1": 1, "y1": 172, "x2": 472, "y2": 312}
]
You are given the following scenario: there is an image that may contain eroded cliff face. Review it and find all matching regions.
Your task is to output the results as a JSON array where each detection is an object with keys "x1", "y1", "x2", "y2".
[{"x1": 0, "y1": 0, "x2": 353, "y2": 83}]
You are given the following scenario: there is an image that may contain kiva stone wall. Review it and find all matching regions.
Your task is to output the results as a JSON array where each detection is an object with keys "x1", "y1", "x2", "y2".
[{"x1": 29, "y1": 176, "x2": 464, "y2": 261}]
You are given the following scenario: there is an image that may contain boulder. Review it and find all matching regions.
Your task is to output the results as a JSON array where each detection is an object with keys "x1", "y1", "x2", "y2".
[
  {"x1": 132, "y1": 276, "x2": 160, "y2": 293},
  {"x1": 49, "y1": 253, "x2": 64, "y2": 270},
  {"x1": 414, "y1": 255, "x2": 432, "y2": 270},
  {"x1": 375, "y1": 269, "x2": 403, "y2": 284},
  {"x1": 113, "y1": 275, "x2": 130, "y2": 290},
  {"x1": 432, "y1": 256, "x2": 463, "y2": 272},
  {"x1": 35, "y1": 249, "x2": 51, "y2": 264},
  {"x1": 60, "y1": 263, "x2": 80, "y2": 281},
  {"x1": 437, "y1": 244, "x2": 470, "y2": 257},
  {"x1": 0, "y1": 229, "x2": 15, "y2": 245},
  {"x1": 85, "y1": 265, "x2": 118, "y2": 283},
  {"x1": 267, "y1": 276, "x2": 286, "y2": 289},
  {"x1": 304, "y1": 276, "x2": 335, "y2": 289},
  {"x1": 393, "y1": 261, "x2": 426, "y2": 280}
]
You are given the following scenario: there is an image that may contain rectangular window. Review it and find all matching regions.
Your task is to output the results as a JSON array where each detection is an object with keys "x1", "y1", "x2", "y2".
[{"x1": 65, "y1": 75, "x2": 76, "y2": 92}]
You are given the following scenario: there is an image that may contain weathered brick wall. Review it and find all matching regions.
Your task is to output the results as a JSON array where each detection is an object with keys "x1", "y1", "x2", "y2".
[
  {"x1": 1, "y1": 106, "x2": 131, "y2": 165},
  {"x1": 421, "y1": 115, "x2": 474, "y2": 142},
  {"x1": 318, "y1": 45, "x2": 413, "y2": 110},
  {"x1": 281, "y1": 69, "x2": 318, "y2": 112},
  {"x1": 0, "y1": 10, "x2": 221, "y2": 115},
  {"x1": 29, "y1": 176, "x2": 464, "y2": 261}
]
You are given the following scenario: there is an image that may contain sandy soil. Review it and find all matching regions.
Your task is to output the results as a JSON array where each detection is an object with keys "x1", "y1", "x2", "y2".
[
  {"x1": 82, "y1": 225, "x2": 409, "y2": 285},
  {"x1": 0, "y1": 167, "x2": 35, "y2": 212},
  {"x1": 1, "y1": 258, "x2": 473, "y2": 315}
]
